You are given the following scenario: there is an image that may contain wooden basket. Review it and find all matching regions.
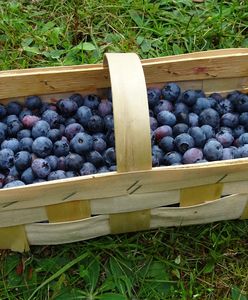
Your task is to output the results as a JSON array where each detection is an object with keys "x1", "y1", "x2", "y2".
[{"x1": 0, "y1": 49, "x2": 248, "y2": 252}]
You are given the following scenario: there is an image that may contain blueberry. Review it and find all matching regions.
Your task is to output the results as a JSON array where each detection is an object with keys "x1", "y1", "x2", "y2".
[
  {"x1": 175, "y1": 133, "x2": 194, "y2": 153},
  {"x1": 109, "y1": 165, "x2": 117, "y2": 171},
  {"x1": 103, "y1": 147, "x2": 116, "y2": 166},
  {"x1": 92, "y1": 132, "x2": 107, "y2": 141},
  {"x1": 22, "y1": 115, "x2": 40, "y2": 128},
  {"x1": 220, "y1": 126, "x2": 233, "y2": 134},
  {"x1": 42, "y1": 110, "x2": 60, "y2": 128},
  {"x1": 87, "y1": 115, "x2": 104, "y2": 132},
  {"x1": 65, "y1": 153, "x2": 84, "y2": 171},
  {"x1": 188, "y1": 127, "x2": 206, "y2": 147},
  {"x1": 6, "y1": 114, "x2": 19, "y2": 123},
  {"x1": 182, "y1": 90, "x2": 198, "y2": 106},
  {"x1": 86, "y1": 151, "x2": 104, "y2": 167},
  {"x1": 19, "y1": 137, "x2": 33, "y2": 152},
  {"x1": 0, "y1": 149, "x2": 15, "y2": 170},
  {"x1": 69, "y1": 93, "x2": 84, "y2": 107},
  {"x1": 222, "y1": 147, "x2": 236, "y2": 160},
  {"x1": 226, "y1": 90, "x2": 241, "y2": 107},
  {"x1": 147, "y1": 88, "x2": 161, "y2": 108},
  {"x1": 97, "y1": 166, "x2": 109, "y2": 173},
  {"x1": 192, "y1": 97, "x2": 211, "y2": 114},
  {"x1": 57, "y1": 99, "x2": 78, "y2": 117},
  {"x1": 183, "y1": 148, "x2": 203, "y2": 164},
  {"x1": 106, "y1": 131, "x2": 115, "y2": 147},
  {"x1": 0, "y1": 128, "x2": 5, "y2": 144},
  {"x1": 203, "y1": 139, "x2": 223, "y2": 161},
  {"x1": 8, "y1": 166, "x2": 19, "y2": 179},
  {"x1": 159, "y1": 136, "x2": 174, "y2": 153},
  {"x1": 64, "y1": 123, "x2": 84, "y2": 141},
  {"x1": 7, "y1": 118, "x2": 23, "y2": 137},
  {"x1": 80, "y1": 162, "x2": 97, "y2": 175},
  {"x1": 216, "y1": 130, "x2": 234, "y2": 148},
  {"x1": 221, "y1": 113, "x2": 239, "y2": 129},
  {"x1": 0, "y1": 122, "x2": 7, "y2": 134},
  {"x1": 53, "y1": 140, "x2": 70, "y2": 157},
  {"x1": 174, "y1": 102, "x2": 189, "y2": 116},
  {"x1": 83, "y1": 94, "x2": 100, "y2": 109},
  {"x1": 163, "y1": 151, "x2": 182, "y2": 165},
  {"x1": 25, "y1": 96, "x2": 42, "y2": 110},
  {"x1": 66, "y1": 171, "x2": 78, "y2": 178},
  {"x1": 173, "y1": 123, "x2": 189, "y2": 137},
  {"x1": 0, "y1": 172, "x2": 5, "y2": 188},
  {"x1": 32, "y1": 120, "x2": 50, "y2": 138},
  {"x1": 48, "y1": 170, "x2": 67, "y2": 181},
  {"x1": 17, "y1": 129, "x2": 31, "y2": 140},
  {"x1": 199, "y1": 108, "x2": 220, "y2": 128},
  {"x1": 0, "y1": 104, "x2": 6, "y2": 119},
  {"x1": 3, "y1": 180, "x2": 25, "y2": 188},
  {"x1": 152, "y1": 154, "x2": 160, "y2": 167},
  {"x1": 207, "y1": 97, "x2": 218, "y2": 109},
  {"x1": 6, "y1": 101, "x2": 22, "y2": 115},
  {"x1": 47, "y1": 129, "x2": 62, "y2": 142},
  {"x1": 239, "y1": 112, "x2": 248, "y2": 130},
  {"x1": 98, "y1": 100, "x2": 112, "y2": 117},
  {"x1": 32, "y1": 137, "x2": 53, "y2": 158},
  {"x1": 188, "y1": 113, "x2": 199, "y2": 127},
  {"x1": 152, "y1": 125, "x2": 172, "y2": 143},
  {"x1": 236, "y1": 93, "x2": 248, "y2": 112},
  {"x1": 157, "y1": 111, "x2": 176, "y2": 127},
  {"x1": 150, "y1": 117, "x2": 158, "y2": 131},
  {"x1": 209, "y1": 92, "x2": 223, "y2": 101},
  {"x1": 233, "y1": 125, "x2": 245, "y2": 139},
  {"x1": 65, "y1": 117, "x2": 77, "y2": 126},
  {"x1": 161, "y1": 83, "x2": 180, "y2": 102},
  {"x1": 93, "y1": 136, "x2": 107, "y2": 153},
  {"x1": 45, "y1": 155, "x2": 58, "y2": 171},
  {"x1": 215, "y1": 99, "x2": 233, "y2": 115},
  {"x1": 238, "y1": 144, "x2": 248, "y2": 158},
  {"x1": 104, "y1": 115, "x2": 114, "y2": 131},
  {"x1": 154, "y1": 100, "x2": 173, "y2": 114},
  {"x1": 15, "y1": 151, "x2": 31, "y2": 171},
  {"x1": 57, "y1": 156, "x2": 66, "y2": 170},
  {"x1": 152, "y1": 145, "x2": 165, "y2": 165},
  {"x1": 1, "y1": 138, "x2": 20, "y2": 153},
  {"x1": 31, "y1": 158, "x2": 51, "y2": 178},
  {"x1": 70, "y1": 132, "x2": 93, "y2": 154},
  {"x1": 76, "y1": 106, "x2": 93, "y2": 127},
  {"x1": 237, "y1": 133, "x2": 248, "y2": 146}
]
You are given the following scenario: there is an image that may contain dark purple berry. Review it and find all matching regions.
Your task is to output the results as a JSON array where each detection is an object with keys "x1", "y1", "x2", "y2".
[
  {"x1": 175, "y1": 133, "x2": 194, "y2": 153},
  {"x1": 183, "y1": 148, "x2": 203, "y2": 164}
]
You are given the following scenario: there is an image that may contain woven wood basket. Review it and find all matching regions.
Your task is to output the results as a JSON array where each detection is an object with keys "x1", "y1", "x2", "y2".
[{"x1": 0, "y1": 49, "x2": 248, "y2": 252}]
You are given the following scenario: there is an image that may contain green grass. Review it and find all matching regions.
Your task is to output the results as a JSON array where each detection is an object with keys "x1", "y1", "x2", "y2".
[{"x1": 0, "y1": 0, "x2": 248, "y2": 299}]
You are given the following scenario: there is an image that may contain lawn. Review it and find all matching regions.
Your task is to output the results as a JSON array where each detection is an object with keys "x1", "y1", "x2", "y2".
[{"x1": 0, "y1": 0, "x2": 248, "y2": 299}]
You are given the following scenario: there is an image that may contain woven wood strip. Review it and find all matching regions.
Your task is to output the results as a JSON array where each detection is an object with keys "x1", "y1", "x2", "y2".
[
  {"x1": 46, "y1": 200, "x2": 91, "y2": 223},
  {"x1": 180, "y1": 183, "x2": 223, "y2": 207},
  {"x1": 109, "y1": 209, "x2": 151, "y2": 234},
  {"x1": 0, "y1": 225, "x2": 29, "y2": 252},
  {"x1": 240, "y1": 200, "x2": 248, "y2": 219},
  {"x1": 103, "y1": 53, "x2": 152, "y2": 172}
]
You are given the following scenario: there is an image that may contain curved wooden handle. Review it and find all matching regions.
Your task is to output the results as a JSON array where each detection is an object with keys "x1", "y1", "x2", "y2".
[{"x1": 103, "y1": 53, "x2": 152, "y2": 173}]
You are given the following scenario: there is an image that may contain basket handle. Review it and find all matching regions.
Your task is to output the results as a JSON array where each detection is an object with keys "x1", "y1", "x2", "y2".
[{"x1": 103, "y1": 53, "x2": 152, "y2": 173}]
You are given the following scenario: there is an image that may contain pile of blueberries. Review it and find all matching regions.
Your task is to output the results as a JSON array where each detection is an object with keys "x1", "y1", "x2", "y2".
[
  {"x1": 149, "y1": 83, "x2": 248, "y2": 166},
  {"x1": 0, "y1": 93, "x2": 115, "y2": 188},
  {"x1": 0, "y1": 82, "x2": 248, "y2": 189}
]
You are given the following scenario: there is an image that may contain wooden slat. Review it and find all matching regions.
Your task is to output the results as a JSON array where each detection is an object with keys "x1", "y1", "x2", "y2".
[
  {"x1": 150, "y1": 194, "x2": 247, "y2": 228},
  {"x1": 1, "y1": 49, "x2": 248, "y2": 99},
  {"x1": 26, "y1": 215, "x2": 110, "y2": 245},
  {"x1": 0, "y1": 225, "x2": 29, "y2": 252},
  {"x1": 25, "y1": 194, "x2": 247, "y2": 246},
  {"x1": 103, "y1": 53, "x2": 152, "y2": 172}
]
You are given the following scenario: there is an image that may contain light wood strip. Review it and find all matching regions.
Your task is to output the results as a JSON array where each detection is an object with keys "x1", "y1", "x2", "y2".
[
  {"x1": 150, "y1": 194, "x2": 247, "y2": 228},
  {"x1": 0, "y1": 225, "x2": 29, "y2": 252},
  {"x1": 1, "y1": 49, "x2": 248, "y2": 99},
  {"x1": 109, "y1": 209, "x2": 150, "y2": 234},
  {"x1": 26, "y1": 215, "x2": 110, "y2": 245},
  {"x1": 0, "y1": 207, "x2": 46, "y2": 228},
  {"x1": 25, "y1": 194, "x2": 247, "y2": 246},
  {"x1": 180, "y1": 183, "x2": 223, "y2": 207},
  {"x1": 46, "y1": 200, "x2": 91, "y2": 223},
  {"x1": 103, "y1": 53, "x2": 152, "y2": 172}
]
